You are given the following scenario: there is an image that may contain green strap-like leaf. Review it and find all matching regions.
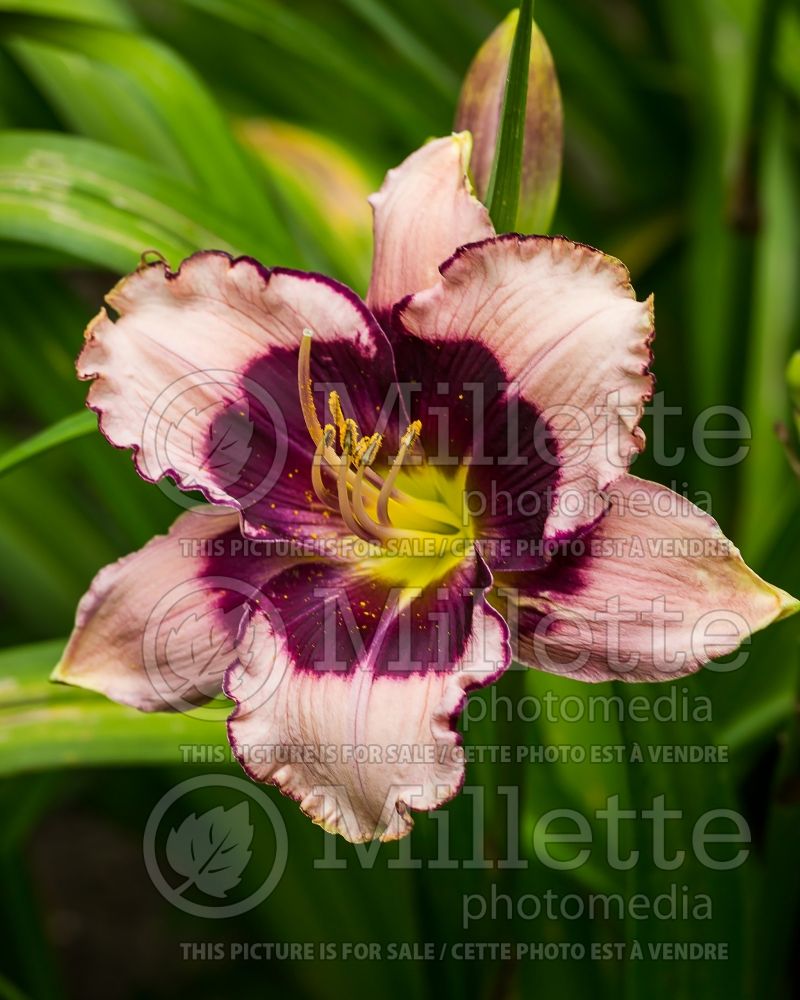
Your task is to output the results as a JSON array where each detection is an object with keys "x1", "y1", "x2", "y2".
[
  {"x1": 484, "y1": 0, "x2": 534, "y2": 232},
  {"x1": 0, "y1": 640, "x2": 230, "y2": 775},
  {"x1": 0, "y1": 0, "x2": 132, "y2": 28},
  {"x1": 788, "y1": 351, "x2": 800, "y2": 421},
  {"x1": 336, "y1": 0, "x2": 458, "y2": 100},
  {"x1": 2, "y1": 18, "x2": 296, "y2": 259},
  {"x1": 181, "y1": 0, "x2": 431, "y2": 141},
  {"x1": 0, "y1": 131, "x2": 258, "y2": 268},
  {"x1": 0, "y1": 409, "x2": 96, "y2": 477},
  {"x1": 0, "y1": 972, "x2": 29, "y2": 1000}
]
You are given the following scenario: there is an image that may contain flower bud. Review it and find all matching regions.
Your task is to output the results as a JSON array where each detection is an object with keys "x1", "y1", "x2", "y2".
[{"x1": 455, "y1": 10, "x2": 563, "y2": 234}]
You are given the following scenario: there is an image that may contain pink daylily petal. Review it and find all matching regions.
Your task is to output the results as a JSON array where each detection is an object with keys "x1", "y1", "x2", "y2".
[
  {"x1": 52, "y1": 507, "x2": 285, "y2": 711},
  {"x1": 226, "y1": 598, "x2": 509, "y2": 842},
  {"x1": 79, "y1": 251, "x2": 397, "y2": 540},
  {"x1": 396, "y1": 235, "x2": 654, "y2": 542},
  {"x1": 366, "y1": 133, "x2": 494, "y2": 319},
  {"x1": 54, "y1": 121, "x2": 800, "y2": 850},
  {"x1": 498, "y1": 475, "x2": 798, "y2": 682}
]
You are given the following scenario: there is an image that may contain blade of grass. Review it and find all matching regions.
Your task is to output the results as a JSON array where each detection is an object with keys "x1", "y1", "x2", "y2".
[
  {"x1": 180, "y1": 0, "x2": 431, "y2": 141},
  {"x1": 0, "y1": 130, "x2": 255, "y2": 248},
  {"x1": 738, "y1": 106, "x2": 800, "y2": 560},
  {"x1": 0, "y1": 270, "x2": 169, "y2": 547},
  {"x1": 0, "y1": 410, "x2": 95, "y2": 477},
  {"x1": 336, "y1": 0, "x2": 458, "y2": 100},
  {"x1": 0, "y1": 189, "x2": 197, "y2": 270},
  {"x1": 616, "y1": 685, "x2": 746, "y2": 998}
]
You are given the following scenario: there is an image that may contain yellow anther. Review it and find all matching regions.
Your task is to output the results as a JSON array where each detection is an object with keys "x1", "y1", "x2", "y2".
[
  {"x1": 376, "y1": 419, "x2": 424, "y2": 525},
  {"x1": 400, "y1": 420, "x2": 422, "y2": 450},
  {"x1": 328, "y1": 391, "x2": 346, "y2": 433},
  {"x1": 341, "y1": 418, "x2": 359, "y2": 456},
  {"x1": 358, "y1": 433, "x2": 382, "y2": 468},
  {"x1": 354, "y1": 436, "x2": 369, "y2": 465},
  {"x1": 298, "y1": 329, "x2": 452, "y2": 542}
]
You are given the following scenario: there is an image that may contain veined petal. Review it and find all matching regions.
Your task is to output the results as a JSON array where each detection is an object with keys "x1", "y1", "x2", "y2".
[
  {"x1": 225, "y1": 553, "x2": 510, "y2": 841},
  {"x1": 396, "y1": 235, "x2": 654, "y2": 543},
  {"x1": 496, "y1": 476, "x2": 799, "y2": 682},
  {"x1": 366, "y1": 134, "x2": 494, "y2": 321},
  {"x1": 52, "y1": 507, "x2": 292, "y2": 712},
  {"x1": 79, "y1": 251, "x2": 398, "y2": 543}
]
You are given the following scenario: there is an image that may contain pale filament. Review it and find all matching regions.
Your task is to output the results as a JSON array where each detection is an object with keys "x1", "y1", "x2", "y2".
[{"x1": 299, "y1": 329, "x2": 460, "y2": 544}]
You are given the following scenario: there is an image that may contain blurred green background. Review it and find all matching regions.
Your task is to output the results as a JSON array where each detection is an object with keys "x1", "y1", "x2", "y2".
[{"x1": 1, "y1": 0, "x2": 800, "y2": 997}]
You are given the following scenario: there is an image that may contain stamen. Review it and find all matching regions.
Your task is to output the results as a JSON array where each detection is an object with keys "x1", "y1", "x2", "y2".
[
  {"x1": 341, "y1": 418, "x2": 359, "y2": 459},
  {"x1": 336, "y1": 446, "x2": 373, "y2": 541},
  {"x1": 297, "y1": 330, "x2": 461, "y2": 545},
  {"x1": 354, "y1": 437, "x2": 369, "y2": 466},
  {"x1": 359, "y1": 433, "x2": 382, "y2": 468},
  {"x1": 329, "y1": 391, "x2": 346, "y2": 436},
  {"x1": 297, "y1": 329, "x2": 322, "y2": 444},
  {"x1": 350, "y1": 434, "x2": 384, "y2": 535},
  {"x1": 376, "y1": 420, "x2": 422, "y2": 525},
  {"x1": 351, "y1": 464, "x2": 456, "y2": 543},
  {"x1": 311, "y1": 424, "x2": 338, "y2": 508},
  {"x1": 405, "y1": 422, "x2": 422, "y2": 447},
  {"x1": 327, "y1": 389, "x2": 413, "y2": 498}
]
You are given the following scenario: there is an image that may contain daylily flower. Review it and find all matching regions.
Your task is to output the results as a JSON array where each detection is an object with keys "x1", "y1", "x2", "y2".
[{"x1": 54, "y1": 134, "x2": 797, "y2": 843}]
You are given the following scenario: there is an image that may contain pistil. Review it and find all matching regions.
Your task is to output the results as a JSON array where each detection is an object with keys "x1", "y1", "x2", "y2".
[{"x1": 297, "y1": 329, "x2": 323, "y2": 445}]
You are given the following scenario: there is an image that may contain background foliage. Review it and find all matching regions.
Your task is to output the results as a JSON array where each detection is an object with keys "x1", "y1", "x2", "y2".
[{"x1": 1, "y1": 0, "x2": 799, "y2": 997}]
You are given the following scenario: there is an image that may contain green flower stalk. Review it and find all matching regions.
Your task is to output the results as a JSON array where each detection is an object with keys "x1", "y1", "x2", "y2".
[{"x1": 455, "y1": 9, "x2": 563, "y2": 235}]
